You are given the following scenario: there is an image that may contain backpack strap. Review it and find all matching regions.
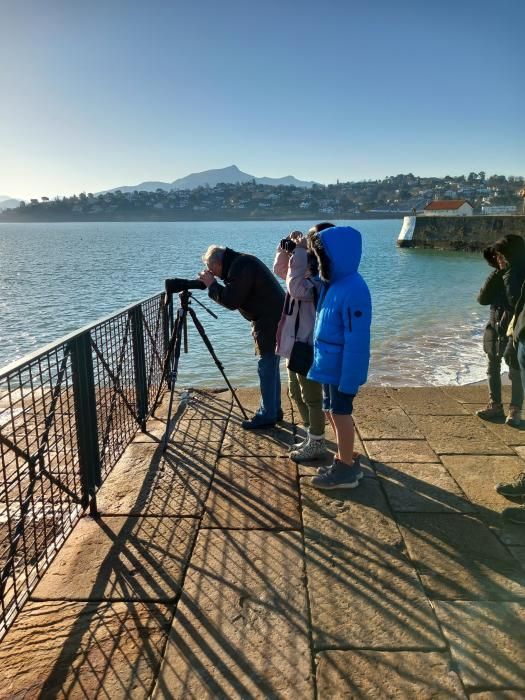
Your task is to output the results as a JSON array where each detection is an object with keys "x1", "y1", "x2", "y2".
[{"x1": 294, "y1": 301, "x2": 302, "y2": 339}]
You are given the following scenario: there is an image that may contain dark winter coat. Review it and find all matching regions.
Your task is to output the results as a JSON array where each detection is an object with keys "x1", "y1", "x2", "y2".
[
  {"x1": 503, "y1": 260, "x2": 525, "y2": 346},
  {"x1": 477, "y1": 269, "x2": 510, "y2": 357},
  {"x1": 512, "y1": 281, "x2": 525, "y2": 345},
  {"x1": 207, "y1": 247, "x2": 285, "y2": 355}
]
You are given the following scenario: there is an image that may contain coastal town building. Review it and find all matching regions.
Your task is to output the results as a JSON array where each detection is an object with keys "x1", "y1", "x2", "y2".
[
  {"x1": 481, "y1": 205, "x2": 517, "y2": 215},
  {"x1": 423, "y1": 199, "x2": 473, "y2": 217}
]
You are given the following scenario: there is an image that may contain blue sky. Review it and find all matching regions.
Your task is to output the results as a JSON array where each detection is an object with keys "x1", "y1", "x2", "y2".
[{"x1": 1, "y1": 0, "x2": 523, "y2": 199}]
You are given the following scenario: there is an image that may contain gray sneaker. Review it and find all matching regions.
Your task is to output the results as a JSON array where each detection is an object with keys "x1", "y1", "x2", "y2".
[
  {"x1": 317, "y1": 453, "x2": 362, "y2": 475},
  {"x1": 290, "y1": 438, "x2": 328, "y2": 462},
  {"x1": 311, "y1": 460, "x2": 363, "y2": 490}
]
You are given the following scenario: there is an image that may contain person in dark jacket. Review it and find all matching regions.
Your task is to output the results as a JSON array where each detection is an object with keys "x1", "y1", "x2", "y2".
[
  {"x1": 494, "y1": 234, "x2": 525, "y2": 525},
  {"x1": 476, "y1": 244, "x2": 523, "y2": 423},
  {"x1": 488, "y1": 234, "x2": 525, "y2": 426},
  {"x1": 198, "y1": 245, "x2": 285, "y2": 429}
]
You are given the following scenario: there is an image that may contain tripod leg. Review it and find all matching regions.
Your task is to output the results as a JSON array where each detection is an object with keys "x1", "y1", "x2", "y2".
[
  {"x1": 150, "y1": 304, "x2": 182, "y2": 416},
  {"x1": 188, "y1": 307, "x2": 248, "y2": 419},
  {"x1": 162, "y1": 309, "x2": 186, "y2": 451}
]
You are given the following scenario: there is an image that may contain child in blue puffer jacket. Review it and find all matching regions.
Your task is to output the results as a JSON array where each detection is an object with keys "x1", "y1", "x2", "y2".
[{"x1": 307, "y1": 224, "x2": 372, "y2": 489}]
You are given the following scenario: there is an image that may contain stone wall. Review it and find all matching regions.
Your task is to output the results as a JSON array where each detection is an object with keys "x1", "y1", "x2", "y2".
[{"x1": 397, "y1": 215, "x2": 525, "y2": 251}]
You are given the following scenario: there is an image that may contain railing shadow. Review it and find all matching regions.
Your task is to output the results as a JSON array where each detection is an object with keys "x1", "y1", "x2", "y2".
[{"x1": 3, "y1": 384, "x2": 525, "y2": 697}]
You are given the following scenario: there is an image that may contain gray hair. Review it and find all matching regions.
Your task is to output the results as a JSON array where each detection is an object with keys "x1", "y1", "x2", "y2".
[{"x1": 202, "y1": 245, "x2": 226, "y2": 268}]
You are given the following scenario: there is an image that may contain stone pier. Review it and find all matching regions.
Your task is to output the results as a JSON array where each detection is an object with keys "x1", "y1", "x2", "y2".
[
  {"x1": 1, "y1": 385, "x2": 525, "y2": 698},
  {"x1": 397, "y1": 215, "x2": 525, "y2": 250}
]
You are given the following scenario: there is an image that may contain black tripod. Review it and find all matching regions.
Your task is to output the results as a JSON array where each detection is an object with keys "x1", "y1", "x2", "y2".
[{"x1": 153, "y1": 290, "x2": 247, "y2": 450}]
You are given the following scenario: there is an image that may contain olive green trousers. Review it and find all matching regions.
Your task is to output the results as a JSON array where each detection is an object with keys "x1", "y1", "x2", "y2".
[{"x1": 287, "y1": 369, "x2": 325, "y2": 436}]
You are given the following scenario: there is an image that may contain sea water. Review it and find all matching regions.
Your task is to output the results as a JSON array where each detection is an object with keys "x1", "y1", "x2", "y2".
[{"x1": 0, "y1": 220, "x2": 490, "y2": 386}]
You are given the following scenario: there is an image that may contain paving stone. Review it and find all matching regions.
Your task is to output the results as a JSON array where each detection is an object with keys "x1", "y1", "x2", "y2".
[
  {"x1": 398, "y1": 513, "x2": 525, "y2": 600},
  {"x1": 434, "y1": 602, "x2": 525, "y2": 691},
  {"x1": 301, "y1": 479, "x2": 444, "y2": 650},
  {"x1": 153, "y1": 529, "x2": 313, "y2": 699},
  {"x1": 221, "y1": 420, "x2": 296, "y2": 455},
  {"x1": 230, "y1": 387, "x2": 294, "y2": 421},
  {"x1": 441, "y1": 455, "x2": 525, "y2": 546},
  {"x1": 134, "y1": 416, "x2": 227, "y2": 444},
  {"x1": 361, "y1": 387, "x2": 395, "y2": 399},
  {"x1": 0, "y1": 600, "x2": 171, "y2": 699},
  {"x1": 459, "y1": 405, "x2": 525, "y2": 448},
  {"x1": 32, "y1": 516, "x2": 198, "y2": 601},
  {"x1": 443, "y1": 385, "x2": 512, "y2": 404},
  {"x1": 476, "y1": 416, "x2": 525, "y2": 447},
  {"x1": 441, "y1": 456, "x2": 525, "y2": 514},
  {"x1": 202, "y1": 456, "x2": 301, "y2": 529},
  {"x1": 364, "y1": 439, "x2": 439, "y2": 463},
  {"x1": 376, "y1": 462, "x2": 476, "y2": 513},
  {"x1": 353, "y1": 405, "x2": 423, "y2": 439},
  {"x1": 302, "y1": 475, "x2": 399, "y2": 545},
  {"x1": 351, "y1": 392, "x2": 402, "y2": 412},
  {"x1": 510, "y1": 445, "x2": 525, "y2": 461},
  {"x1": 390, "y1": 387, "x2": 468, "y2": 415},
  {"x1": 155, "y1": 388, "x2": 233, "y2": 423},
  {"x1": 316, "y1": 650, "x2": 465, "y2": 699},
  {"x1": 96, "y1": 440, "x2": 217, "y2": 516},
  {"x1": 411, "y1": 415, "x2": 513, "y2": 455}
]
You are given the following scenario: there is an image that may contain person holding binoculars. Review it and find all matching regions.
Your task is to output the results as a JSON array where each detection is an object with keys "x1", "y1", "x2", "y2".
[{"x1": 273, "y1": 227, "x2": 328, "y2": 462}]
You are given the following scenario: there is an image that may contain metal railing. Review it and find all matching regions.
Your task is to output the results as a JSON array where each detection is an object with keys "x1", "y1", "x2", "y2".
[{"x1": 0, "y1": 293, "x2": 168, "y2": 639}]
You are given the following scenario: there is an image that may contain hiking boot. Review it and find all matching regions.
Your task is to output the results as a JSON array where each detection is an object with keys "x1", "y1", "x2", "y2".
[
  {"x1": 496, "y1": 471, "x2": 525, "y2": 501},
  {"x1": 311, "y1": 459, "x2": 363, "y2": 490},
  {"x1": 502, "y1": 505, "x2": 525, "y2": 525},
  {"x1": 506, "y1": 405, "x2": 522, "y2": 428},
  {"x1": 476, "y1": 402, "x2": 504, "y2": 420},
  {"x1": 317, "y1": 452, "x2": 361, "y2": 475},
  {"x1": 290, "y1": 438, "x2": 328, "y2": 463}
]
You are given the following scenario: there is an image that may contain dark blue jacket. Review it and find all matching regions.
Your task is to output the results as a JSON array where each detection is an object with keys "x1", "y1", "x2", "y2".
[{"x1": 308, "y1": 226, "x2": 371, "y2": 394}]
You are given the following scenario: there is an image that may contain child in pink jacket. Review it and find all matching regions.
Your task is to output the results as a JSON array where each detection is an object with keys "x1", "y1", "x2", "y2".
[{"x1": 274, "y1": 230, "x2": 327, "y2": 461}]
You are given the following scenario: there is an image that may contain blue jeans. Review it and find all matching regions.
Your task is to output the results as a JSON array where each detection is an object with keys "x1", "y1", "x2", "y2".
[{"x1": 257, "y1": 353, "x2": 281, "y2": 421}]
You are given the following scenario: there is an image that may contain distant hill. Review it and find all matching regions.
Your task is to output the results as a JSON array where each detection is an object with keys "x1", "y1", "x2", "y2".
[
  {"x1": 0, "y1": 197, "x2": 21, "y2": 211},
  {"x1": 101, "y1": 165, "x2": 317, "y2": 194}
]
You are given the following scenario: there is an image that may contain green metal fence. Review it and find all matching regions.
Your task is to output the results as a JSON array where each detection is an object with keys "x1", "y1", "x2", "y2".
[{"x1": 0, "y1": 293, "x2": 168, "y2": 639}]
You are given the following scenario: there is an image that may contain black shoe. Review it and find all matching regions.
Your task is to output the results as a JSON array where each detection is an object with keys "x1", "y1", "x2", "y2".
[
  {"x1": 502, "y1": 506, "x2": 525, "y2": 525},
  {"x1": 496, "y1": 472, "x2": 525, "y2": 501},
  {"x1": 241, "y1": 415, "x2": 277, "y2": 430},
  {"x1": 277, "y1": 409, "x2": 284, "y2": 422}
]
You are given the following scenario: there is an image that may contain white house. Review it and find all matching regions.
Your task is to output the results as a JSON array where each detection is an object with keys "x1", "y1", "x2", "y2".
[{"x1": 423, "y1": 199, "x2": 473, "y2": 217}]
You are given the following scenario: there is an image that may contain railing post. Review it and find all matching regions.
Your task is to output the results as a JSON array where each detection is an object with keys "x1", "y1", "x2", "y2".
[
  {"x1": 162, "y1": 294, "x2": 171, "y2": 357},
  {"x1": 129, "y1": 305, "x2": 148, "y2": 431},
  {"x1": 69, "y1": 331, "x2": 101, "y2": 512}
]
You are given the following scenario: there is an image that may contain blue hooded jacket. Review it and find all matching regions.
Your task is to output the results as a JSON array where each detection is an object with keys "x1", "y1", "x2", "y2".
[{"x1": 307, "y1": 226, "x2": 371, "y2": 394}]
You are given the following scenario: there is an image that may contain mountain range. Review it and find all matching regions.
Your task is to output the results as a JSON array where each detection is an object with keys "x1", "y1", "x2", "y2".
[
  {"x1": 100, "y1": 165, "x2": 317, "y2": 194},
  {"x1": 0, "y1": 196, "x2": 21, "y2": 211}
]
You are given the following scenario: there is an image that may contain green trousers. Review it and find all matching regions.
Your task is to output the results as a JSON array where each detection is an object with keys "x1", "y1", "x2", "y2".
[{"x1": 288, "y1": 369, "x2": 325, "y2": 436}]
